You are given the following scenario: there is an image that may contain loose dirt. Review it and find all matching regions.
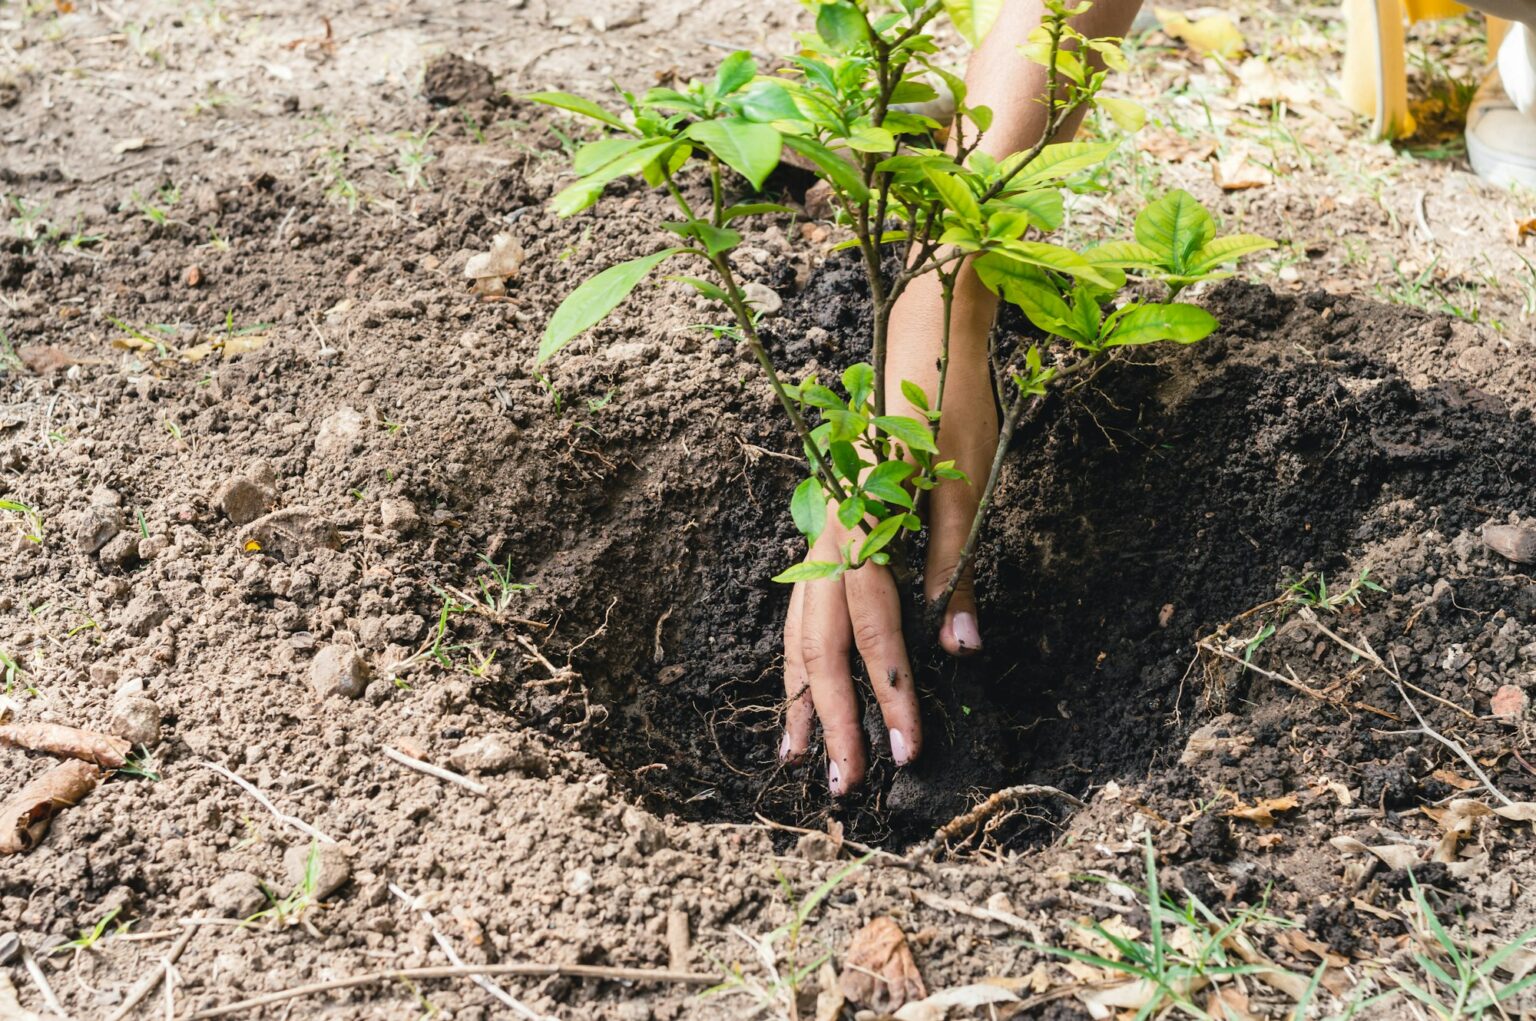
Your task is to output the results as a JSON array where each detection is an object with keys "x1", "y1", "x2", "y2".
[{"x1": 4, "y1": 1, "x2": 1536, "y2": 1018}]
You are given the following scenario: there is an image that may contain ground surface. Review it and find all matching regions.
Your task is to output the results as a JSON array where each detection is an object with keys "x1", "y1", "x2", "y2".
[{"x1": 4, "y1": 0, "x2": 1536, "y2": 1018}]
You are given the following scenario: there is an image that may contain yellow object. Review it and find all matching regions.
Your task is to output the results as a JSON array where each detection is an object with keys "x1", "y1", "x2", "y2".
[
  {"x1": 1154, "y1": 7, "x2": 1247, "y2": 58},
  {"x1": 1341, "y1": 0, "x2": 1508, "y2": 138}
]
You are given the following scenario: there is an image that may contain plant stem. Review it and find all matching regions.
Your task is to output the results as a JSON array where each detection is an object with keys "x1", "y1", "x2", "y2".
[{"x1": 930, "y1": 268, "x2": 957, "y2": 443}]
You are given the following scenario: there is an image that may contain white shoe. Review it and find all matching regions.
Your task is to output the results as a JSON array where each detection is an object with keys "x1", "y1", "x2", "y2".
[{"x1": 1466, "y1": 23, "x2": 1536, "y2": 189}]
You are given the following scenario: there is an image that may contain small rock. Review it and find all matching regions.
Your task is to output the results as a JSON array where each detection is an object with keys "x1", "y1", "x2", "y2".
[
  {"x1": 88, "y1": 485, "x2": 122, "y2": 508},
  {"x1": 98, "y1": 531, "x2": 141, "y2": 570},
  {"x1": 1158, "y1": 603, "x2": 1175, "y2": 628},
  {"x1": 109, "y1": 696, "x2": 161, "y2": 746},
  {"x1": 240, "y1": 507, "x2": 341, "y2": 558},
  {"x1": 283, "y1": 842, "x2": 352, "y2": 900},
  {"x1": 564, "y1": 868, "x2": 594, "y2": 896},
  {"x1": 444, "y1": 732, "x2": 547, "y2": 776},
  {"x1": 379, "y1": 498, "x2": 420, "y2": 535},
  {"x1": 311, "y1": 645, "x2": 369, "y2": 699},
  {"x1": 73, "y1": 507, "x2": 122, "y2": 554},
  {"x1": 796, "y1": 831, "x2": 840, "y2": 861},
  {"x1": 184, "y1": 265, "x2": 202, "y2": 288},
  {"x1": 364, "y1": 679, "x2": 394, "y2": 706},
  {"x1": 314, "y1": 406, "x2": 368, "y2": 458},
  {"x1": 206, "y1": 872, "x2": 267, "y2": 918},
  {"x1": 1484, "y1": 523, "x2": 1536, "y2": 565},
  {"x1": 621, "y1": 805, "x2": 668, "y2": 854},
  {"x1": 214, "y1": 476, "x2": 274, "y2": 525},
  {"x1": 1492, "y1": 684, "x2": 1528, "y2": 719},
  {"x1": 422, "y1": 53, "x2": 497, "y2": 106},
  {"x1": 118, "y1": 591, "x2": 169, "y2": 636}
]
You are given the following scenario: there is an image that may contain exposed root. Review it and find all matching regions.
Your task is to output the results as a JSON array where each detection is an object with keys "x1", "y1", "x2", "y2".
[{"x1": 906, "y1": 784, "x2": 1085, "y2": 864}]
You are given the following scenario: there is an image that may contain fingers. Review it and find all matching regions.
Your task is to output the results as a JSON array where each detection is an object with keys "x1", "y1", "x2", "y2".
[
  {"x1": 779, "y1": 582, "x2": 815, "y2": 764},
  {"x1": 926, "y1": 458, "x2": 985, "y2": 658},
  {"x1": 801, "y1": 568, "x2": 866, "y2": 795},
  {"x1": 843, "y1": 561, "x2": 922, "y2": 766}
]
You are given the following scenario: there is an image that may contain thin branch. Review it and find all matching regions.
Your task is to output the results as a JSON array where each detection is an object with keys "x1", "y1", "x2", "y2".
[
  {"x1": 196, "y1": 760, "x2": 336, "y2": 844},
  {"x1": 183, "y1": 963, "x2": 720, "y2": 1020},
  {"x1": 106, "y1": 922, "x2": 198, "y2": 1021},
  {"x1": 907, "y1": 784, "x2": 1084, "y2": 863},
  {"x1": 382, "y1": 745, "x2": 490, "y2": 798}
]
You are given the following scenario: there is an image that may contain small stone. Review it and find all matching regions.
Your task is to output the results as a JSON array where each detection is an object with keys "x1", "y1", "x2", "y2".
[
  {"x1": 283, "y1": 842, "x2": 352, "y2": 900},
  {"x1": 444, "y1": 732, "x2": 547, "y2": 776},
  {"x1": 364, "y1": 679, "x2": 394, "y2": 705},
  {"x1": 118, "y1": 591, "x2": 169, "y2": 636},
  {"x1": 88, "y1": 485, "x2": 122, "y2": 508},
  {"x1": 109, "y1": 696, "x2": 161, "y2": 746},
  {"x1": 1484, "y1": 523, "x2": 1536, "y2": 565},
  {"x1": 240, "y1": 507, "x2": 341, "y2": 558},
  {"x1": 314, "y1": 406, "x2": 368, "y2": 458},
  {"x1": 621, "y1": 806, "x2": 668, "y2": 854},
  {"x1": 795, "y1": 831, "x2": 839, "y2": 861},
  {"x1": 183, "y1": 265, "x2": 202, "y2": 287},
  {"x1": 564, "y1": 868, "x2": 594, "y2": 896},
  {"x1": 98, "y1": 531, "x2": 141, "y2": 569},
  {"x1": 214, "y1": 476, "x2": 274, "y2": 525},
  {"x1": 1492, "y1": 684, "x2": 1528, "y2": 719},
  {"x1": 311, "y1": 646, "x2": 369, "y2": 699},
  {"x1": 206, "y1": 872, "x2": 267, "y2": 918},
  {"x1": 379, "y1": 498, "x2": 420, "y2": 535},
  {"x1": 73, "y1": 507, "x2": 121, "y2": 554}
]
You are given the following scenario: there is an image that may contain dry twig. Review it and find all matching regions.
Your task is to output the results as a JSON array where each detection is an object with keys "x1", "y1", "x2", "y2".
[
  {"x1": 196, "y1": 761, "x2": 336, "y2": 844},
  {"x1": 381, "y1": 745, "x2": 490, "y2": 797}
]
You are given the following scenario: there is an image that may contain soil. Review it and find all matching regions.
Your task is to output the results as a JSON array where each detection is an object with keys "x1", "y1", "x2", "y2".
[{"x1": 4, "y1": 1, "x2": 1536, "y2": 1019}]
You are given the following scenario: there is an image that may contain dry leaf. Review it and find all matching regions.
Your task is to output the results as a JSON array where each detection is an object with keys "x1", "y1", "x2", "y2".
[
  {"x1": 1232, "y1": 57, "x2": 1314, "y2": 108},
  {"x1": 1431, "y1": 768, "x2": 1479, "y2": 791},
  {"x1": 1516, "y1": 217, "x2": 1536, "y2": 243},
  {"x1": 892, "y1": 983, "x2": 1019, "y2": 1021},
  {"x1": 17, "y1": 345, "x2": 80, "y2": 375},
  {"x1": 112, "y1": 137, "x2": 147, "y2": 154},
  {"x1": 814, "y1": 961, "x2": 845, "y2": 1021},
  {"x1": 1494, "y1": 802, "x2": 1536, "y2": 823},
  {"x1": 839, "y1": 916, "x2": 927, "y2": 1013},
  {"x1": 1069, "y1": 915, "x2": 1141, "y2": 960},
  {"x1": 1154, "y1": 8, "x2": 1245, "y2": 58},
  {"x1": 1179, "y1": 719, "x2": 1253, "y2": 764},
  {"x1": 1276, "y1": 928, "x2": 1349, "y2": 967},
  {"x1": 1207, "y1": 987, "x2": 1259, "y2": 1021},
  {"x1": 1226, "y1": 793, "x2": 1298, "y2": 826},
  {"x1": 1491, "y1": 684, "x2": 1528, "y2": 719},
  {"x1": 1213, "y1": 150, "x2": 1274, "y2": 191},
  {"x1": 0, "y1": 722, "x2": 130, "y2": 767},
  {"x1": 1138, "y1": 131, "x2": 1217, "y2": 163},
  {"x1": 1329, "y1": 834, "x2": 1421, "y2": 870},
  {"x1": 0, "y1": 759, "x2": 102, "y2": 854}
]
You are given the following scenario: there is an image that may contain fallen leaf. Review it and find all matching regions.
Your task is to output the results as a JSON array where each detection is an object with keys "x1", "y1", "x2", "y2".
[
  {"x1": 1516, "y1": 217, "x2": 1536, "y2": 243},
  {"x1": 1213, "y1": 149, "x2": 1274, "y2": 191},
  {"x1": 839, "y1": 916, "x2": 927, "y2": 1013},
  {"x1": 1207, "y1": 987, "x2": 1259, "y2": 1021},
  {"x1": 112, "y1": 137, "x2": 147, "y2": 154},
  {"x1": 1329, "y1": 834, "x2": 1421, "y2": 870},
  {"x1": 1491, "y1": 684, "x2": 1528, "y2": 719},
  {"x1": 893, "y1": 984, "x2": 1019, "y2": 1021},
  {"x1": 0, "y1": 759, "x2": 102, "y2": 854},
  {"x1": 1069, "y1": 915, "x2": 1141, "y2": 961},
  {"x1": 1226, "y1": 793, "x2": 1298, "y2": 826},
  {"x1": 1494, "y1": 802, "x2": 1536, "y2": 823},
  {"x1": 814, "y1": 961, "x2": 844, "y2": 1021},
  {"x1": 1154, "y1": 8, "x2": 1245, "y2": 58},
  {"x1": 1276, "y1": 928, "x2": 1349, "y2": 968},
  {"x1": 1138, "y1": 130, "x2": 1217, "y2": 163},
  {"x1": 17, "y1": 345, "x2": 80, "y2": 375},
  {"x1": 0, "y1": 722, "x2": 131, "y2": 767},
  {"x1": 1431, "y1": 768, "x2": 1479, "y2": 791},
  {"x1": 1232, "y1": 57, "x2": 1315, "y2": 108}
]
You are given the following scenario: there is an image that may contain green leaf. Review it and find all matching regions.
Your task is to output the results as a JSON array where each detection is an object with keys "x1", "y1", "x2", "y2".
[
  {"x1": 841, "y1": 363, "x2": 875, "y2": 411},
  {"x1": 996, "y1": 239, "x2": 1115, "y2": 289},
  {"x1": 573, "y1": 136, "x2": 652, "y2": 176},
  {"x1": 773, "y1": 560, "x2": 844, "y2": 583},
  {"x1": 863, "y1": 460, "x2": 915, "y2": 508},
  {"x1": 845, "y1": 124, "x2": 896, "y2": 153},
  {"x1": 999, "y1": 189, "x2": 1063, "y2": 231},
  {"x1": 829, "y1": 440, "x2": 865, "y2": 482},
  {"x1": 722, "y1": 202, "x2": 798, "y2": 221},
  {"x1": 1082, "y1": 240, "x2": 1165, "y2": 271},
  {"x1": 791, "y1": 477, "x2": 827, "y2": 543},
  {"x1": 1096, "y1": 96, "x2": 1146, "y2": 133},
  {"x1": 816, "y1": 1, "x2": 867, "y2": 49},
  {"x1": 1104, "y1": 302, "x2": 1218, "y2": 347},
  {"x1": 783, "y1": 134, "x2": 869, "y2": 203},
  {"x1": 540, "y1": 248, "x2": 686, "y2": 363},
  {"x1": 641, "y1": 143, "x2": 692, "y2": 187},
  {"x1": 942, "y1": 0, "x2": 1002, "y2": 46},
  {"x1": 998, "y1": 142, "x2": 1116, "y2": 190},
  {"x1": 857, "y1": 514, "x2": 905, "y2": 563},
  {"x1": 899, "y1": 379, "x2": 929, "y2": 412},
  {"x1": 873, "y1": 415, "x2": 938, "y2": 455},
  {"x1": 824, "y1": 409, "x2": 865, "y2": 443},
  {"x1": 798, "y1": 383, "x2": 843, "y2": 411},
  {"x1": 736, "y1": 81, "x2": 805, "y2": 125},
  {"x1": 685, "y1": 119, "x2": 782, "y2": 190},
  {"x1": 551, "y1": 138, "x2": 673, "y2": 216},
  {"x1": 1135, "y1": 190, "x2": 1216, "y2": 273},
  {"x1": 714, "y1": 51, "x2": 757, "y2": 97},
  {"x1": 837, "y1": 496, "x2": 866, "y2": 530},
  {"x1": 668, "y1": 275, "x2": 730, "y2": 302},
  {"x1": 924, "y1": 168, "x2": 980, "y2": 225},
  {"x1": 523, "y1": 91, "x2": 635, "y2": 134},
  {"x1": 1187, "y1": 233, "x2": 1278, "y2": 275}
]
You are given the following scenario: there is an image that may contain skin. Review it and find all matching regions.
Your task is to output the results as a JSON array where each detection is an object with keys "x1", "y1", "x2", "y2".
[{"x1": 781, "y1": 0, "x2": 1145, "y2": 795}]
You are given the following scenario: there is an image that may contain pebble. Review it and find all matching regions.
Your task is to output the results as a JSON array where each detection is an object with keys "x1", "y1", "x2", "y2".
[
  {"x1": 379, "y1": 497, "x2": 420, "y2": 535},
  {"x1": 311, "y1": 645, "x2": 369, "y2": 699},
  {"x1": 283, "y1": 842, "x2": 352, "y2": 900},
  {"x1": 108, "y1": 696, "x2": 161, "y2": 746},
  {"x1": 73, "y1": 507, "x2": 121, "y2": 554},
  {"x1": 621, "y1": 806, "x2": 668, "y2": 855},
  {"x1": 314, "y1": 406, "x2": 368, "y2": 458},
  {"x1": 206, "y1": 872, "x2": 267, "y2": 918},
  {"x1": 564, "y1": 868, "x2": 594, "y2": 896}
]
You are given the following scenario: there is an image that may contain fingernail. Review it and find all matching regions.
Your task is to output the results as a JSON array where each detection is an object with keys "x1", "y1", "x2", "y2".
[
  {"x1": 952, "y1": 611, "x2": 982, "y2": 650},
  {"x1": 890, "y1": 729, "x2": 910, "y2": 766},
  {"x1": 827, "y1": 760, "x2": 844, "y2": 796},
  {"x1": 778, "y1": 734, "x2": 792, "y2": 762}
]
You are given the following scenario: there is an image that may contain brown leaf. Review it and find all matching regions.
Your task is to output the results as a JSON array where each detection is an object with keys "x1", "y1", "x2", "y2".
[
  {"x1": 839, "y1": 916, "x2": 927, "y2": 1013},
  {"x1": 1431, "y1": 768, "x2": 1479, "y2": 791},
  {"x1": 1494, "y1": 802, "x2": 1536, "y2": 823},
  {"x1": 1491, "y1": 684, "x2": 1528, "y2": 719},
  {"x1": 0, "y1": 759, "x2": 102, "y2": 854},
  {"x1": 0, "y1": 722, "x2": 131, "y2": 767},
  {"x1": 17, "y1": 345, "x2": 80, "y2": 375},
  {"x1": 1137, "y1": 130, "x2": 1217, "y2": 164},
  {"x1": 1516, "y1": 217, "x2": 1536, "y2": 243},
  {"x1": 1226, "y1": 793, "x2": 1298, "y2": 826},
  {"x1": 1213, "y1": 150, "x2": 1274, "y2": 191}
]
